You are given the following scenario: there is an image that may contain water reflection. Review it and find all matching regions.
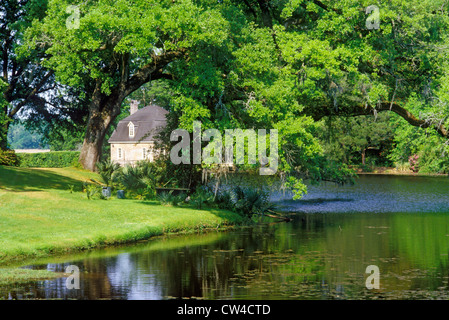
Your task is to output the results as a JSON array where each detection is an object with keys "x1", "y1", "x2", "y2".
[{"x1": 2, "y1": 175, "x2": 449, "y2": 300}]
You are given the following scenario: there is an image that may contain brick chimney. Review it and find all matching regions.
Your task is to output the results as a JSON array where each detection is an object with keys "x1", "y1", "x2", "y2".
[{"x1": 130, "y1": 100, "x2": 139, "y2": 115}]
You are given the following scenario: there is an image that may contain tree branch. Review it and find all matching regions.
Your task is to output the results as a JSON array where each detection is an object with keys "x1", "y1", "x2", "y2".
[
  {"x1": 315, "y1": 102, "x2": 449, "y2": 139},
  {"x1": 124, "y1": 49, "x2": 186, "y2": 97},
  {"x1": 311, "y1": 0, "x2": 341, "y2": 14},
  {"x1": 8, "y1": 70, "x2": 54, "y2": 118}
]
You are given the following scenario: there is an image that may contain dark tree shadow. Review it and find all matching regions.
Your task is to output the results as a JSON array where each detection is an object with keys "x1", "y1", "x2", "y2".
[{"x1": 0, "y1": 166, "x2": 89, "y2": 192}]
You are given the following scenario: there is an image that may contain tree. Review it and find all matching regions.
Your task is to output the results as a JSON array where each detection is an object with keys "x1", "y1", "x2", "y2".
[
  {"x1": 7, "y1": 122, "x2": 45, "y2": 149},
  {"x1": 0, "y1": 0, "x2": 54, "y2": 150},
  {"x1": 318, "y1": 114, "x2": 394, "y2": 166},
  {"x1": 225, "y1": 0, "x2": 449, "y2": 140}
]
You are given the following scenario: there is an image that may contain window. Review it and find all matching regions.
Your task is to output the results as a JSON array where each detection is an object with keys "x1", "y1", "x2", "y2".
[
  {"x1": 118, "y1": 148, "x2": 122, "y2": 159},
  {"x1": 129, "y1": 123, "x2": 135, "y2": 137},
  {"x1": 143, "y1": 148, "x2": 147, "y2": 159}
]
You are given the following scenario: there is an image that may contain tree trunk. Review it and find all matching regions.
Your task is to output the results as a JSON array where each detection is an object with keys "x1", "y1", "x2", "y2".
[
  {"x1": 0, "y1": 120, "x2": 9, "y2": 150},
  {"x1": 79, "y1": 132, "x2": 105, "y2": 172},
  {"x1": 79, "y1": 94, "x2": 121, "y2": 171},
  {"x1": 361, "y1": 148, "x2": 366, "y2": 165}
]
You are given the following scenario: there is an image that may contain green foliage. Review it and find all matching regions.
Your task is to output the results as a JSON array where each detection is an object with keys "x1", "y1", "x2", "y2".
[
  {"x1": 172, "y1": 193, "x2": 188, "y2": 206},
  {"x1": 17, "y1": 151, "x2": 80, "y2": 168},
  {"x1": 126, "y1": 80, "x2": 172, "y2": 109},
  {"x1": 317, "y1": 114, "x2": 395, "y2": 166},
  {"x1": 214, "y1": 189, "x2": 234, "y2": 210},
  {"x1": 68, "y1": 184, "x2": 75, "y2": 193},
  {"x1": 83, "y1": 183, "x2": 100, "y2": 200},
  {"x1": 231, "y1": 186, "x2": 276, "y2": 218},
  {"x1": 116, "y1": 161, "x2": 156, "y2": 199},
  {"x1": 96, "y1": 160, "x2": 121, "y2": 187},
  {"x1": 0, "y1": 78, "x2": 9, "y2": 150},
  {"x1": 388, "y1": 114, "x2": 449, "y2": 174},
  {"x1": 133, "y1": 186, "x2": 155, "y2": 200},
  {"x1": 7, "y1": 122, "x2": 46, "y2": 150},
  {"x1": 46, "y1": 127, "x2": 84, "y2": 151},
  {"x1": 284, "y1": 176, "x2": 308, "y2": 200},
  {"x1": 190, "y1": 187, "x2": 215, "y2": 210},
  {"x1": 157, "y1": 191, "x2": 187, "y2": 206},
  {"x1": 210, "y1": 186, "x2": 277, "y2": 218},
  {"x1": 0, "y1": 149, "x2": 20, "y2": 166},
  {"x1": 156, "y1": 191, "x2": 174, "y2": 206}
]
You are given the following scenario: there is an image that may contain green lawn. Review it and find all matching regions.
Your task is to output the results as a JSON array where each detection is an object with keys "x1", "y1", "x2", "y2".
[{"x1": 0, "y1": 166, "x2": 243, "y2": 268}]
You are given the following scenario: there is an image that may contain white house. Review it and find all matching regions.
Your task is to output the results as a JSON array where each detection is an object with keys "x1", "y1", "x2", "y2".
[{"x1": 108, "y1": 100, "x2": 168, "y2": 166}]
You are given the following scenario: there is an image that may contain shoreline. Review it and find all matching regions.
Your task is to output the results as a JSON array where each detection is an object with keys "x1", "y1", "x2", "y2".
[{"x1": 354, "y1": 166, "x2": 448, "y2": 177}]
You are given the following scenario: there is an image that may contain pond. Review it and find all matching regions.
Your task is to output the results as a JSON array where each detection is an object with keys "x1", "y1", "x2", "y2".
[{"x1": 3, "y1": 174, "x2": 449, "y2": 300}]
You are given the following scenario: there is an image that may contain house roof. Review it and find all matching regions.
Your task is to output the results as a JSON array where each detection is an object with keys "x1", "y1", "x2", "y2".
[{"x1": 108, "y1": 104, "x2": 169, "y2": 143}]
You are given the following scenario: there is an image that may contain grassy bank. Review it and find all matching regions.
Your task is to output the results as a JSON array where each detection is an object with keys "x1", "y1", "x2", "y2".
[{"x1": 0, "y1": 166, "x2": 244, "y2": 283}]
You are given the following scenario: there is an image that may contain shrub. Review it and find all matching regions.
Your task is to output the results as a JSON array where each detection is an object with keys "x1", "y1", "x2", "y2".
[
  {"x1": 116, "y1": 161, "x2": 156, "y2": 199},
  {"x1": 230, "y1": 186, "x2": 276, "y2": 218},
  {"x1": 394, "y1": 161, "x2": 410, "y2": 172},
  {"x1": 0, "y1": 149, "x2": 19, "y2": 166},
  {"x1": 96, "y1": 160, "x2": 120, "y2": 187},
  {"x1": 157, "y1": 191, "x2": 174, "y2": 205},
  {"x1": 17, "y1": 151, "x2": 80, "y2": 168},
  {"x1": 83, "y1": 183, "x2": 100, "y2": 200},
  {"x1": 135, "y1": 186, "x2": 156, "y2": 200},
  {"x1": 157, "y1": 191, "x2": 187, "y2": 206},
  {"x1": 190, "y1": 187, "x2": 214, "y2": 210},
  {"x1": 214, "y1": 189, "x2": 234, "y2": 210}
]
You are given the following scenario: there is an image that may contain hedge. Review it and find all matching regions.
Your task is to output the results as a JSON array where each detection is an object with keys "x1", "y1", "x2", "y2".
[{"x1": 17, "y1": 151, "x2": 81, "y2": 168}]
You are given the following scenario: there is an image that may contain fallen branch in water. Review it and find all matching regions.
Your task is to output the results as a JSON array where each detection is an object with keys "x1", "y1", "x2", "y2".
[{"x1": 265, "y1": 210, "x2": 292, "y2": 222}]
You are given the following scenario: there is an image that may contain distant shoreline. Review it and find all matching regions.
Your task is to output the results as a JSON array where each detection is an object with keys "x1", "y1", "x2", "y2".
[{"x1": 354, "y1": 166, "x2": 448, "y2": 177}]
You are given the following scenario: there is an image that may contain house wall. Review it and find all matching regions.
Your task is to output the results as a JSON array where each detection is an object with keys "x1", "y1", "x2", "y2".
[{"x1": 110, "y1": 142, "x2": 157, "y2": 166}]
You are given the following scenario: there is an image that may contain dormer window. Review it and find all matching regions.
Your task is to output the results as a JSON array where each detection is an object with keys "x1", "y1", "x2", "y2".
[{"x1": 128, "y1": 122, "x2": 135, "y2": 137}]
